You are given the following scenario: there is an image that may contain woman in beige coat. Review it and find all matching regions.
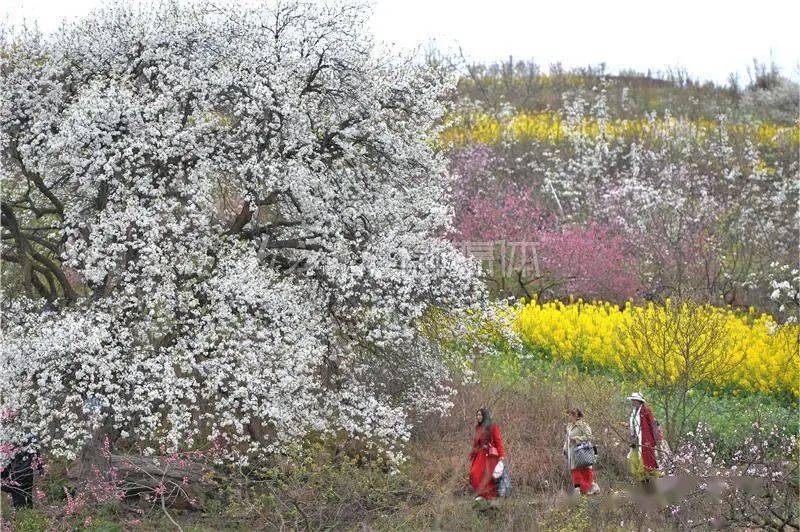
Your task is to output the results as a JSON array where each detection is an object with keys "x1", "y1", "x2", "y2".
[{"x1": 564, "y1": 409, "x2": 600, "y2": 494}]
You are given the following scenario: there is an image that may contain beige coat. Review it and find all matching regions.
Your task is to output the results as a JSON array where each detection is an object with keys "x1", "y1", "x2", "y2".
[{"x1": 564, "y1": 419, "x2": 593, "y2": 469}]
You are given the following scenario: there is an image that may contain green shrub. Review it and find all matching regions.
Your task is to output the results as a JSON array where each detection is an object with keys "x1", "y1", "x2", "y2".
[{"x1": 9, "y1": 508, "x2": 54, "y2": 532}]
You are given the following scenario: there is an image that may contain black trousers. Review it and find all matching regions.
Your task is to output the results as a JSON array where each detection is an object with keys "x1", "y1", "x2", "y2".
[{"x1": 2, "y1": 455, "x2": 36, "y2": 507}]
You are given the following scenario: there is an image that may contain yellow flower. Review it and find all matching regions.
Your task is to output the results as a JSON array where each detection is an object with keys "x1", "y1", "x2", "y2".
[
  {"x1": 440, "y1": 111, "x2": 800, "y2": 152},
  {"x1": 509, "y1": 300, "x2": 799, "y2": 398}
]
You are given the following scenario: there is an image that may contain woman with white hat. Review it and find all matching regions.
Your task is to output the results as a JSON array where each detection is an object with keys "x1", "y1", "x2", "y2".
[{"x1": 627, "y1": 392, "x2": 659, "y2": 478}]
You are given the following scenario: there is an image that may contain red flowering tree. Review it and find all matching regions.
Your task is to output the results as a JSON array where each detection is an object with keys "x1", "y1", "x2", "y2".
[{"x1": 452, "y1": 181, "x2": 640, "y2": 301}]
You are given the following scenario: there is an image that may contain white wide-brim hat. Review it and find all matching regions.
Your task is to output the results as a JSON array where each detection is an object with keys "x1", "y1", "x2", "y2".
[{"x1": 626, "y1": 392, "x2": 646, "y2": 402}]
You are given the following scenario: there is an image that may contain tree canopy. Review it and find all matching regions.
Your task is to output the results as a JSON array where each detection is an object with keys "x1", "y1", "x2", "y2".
[{"x1": 0, "y1": 0, "x2": 483, "y2": 462}]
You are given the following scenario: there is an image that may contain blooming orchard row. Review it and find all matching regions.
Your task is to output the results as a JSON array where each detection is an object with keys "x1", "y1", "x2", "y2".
[
  {"x1": 442, "y1": 110, "x2": 799, "y2": 150},
  {"x1": 448, "y1": 86, "x2": 798, "y2": 313}
]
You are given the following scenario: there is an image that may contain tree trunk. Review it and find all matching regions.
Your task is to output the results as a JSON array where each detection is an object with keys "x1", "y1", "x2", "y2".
[{"x1": 67, "y1": 434, "x2": 224, "y2": 510}]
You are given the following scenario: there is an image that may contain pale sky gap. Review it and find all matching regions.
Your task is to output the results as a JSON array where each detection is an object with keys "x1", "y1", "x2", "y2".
[{"x1": 4, "y1": 0, "x2": 799, "y2": 85}]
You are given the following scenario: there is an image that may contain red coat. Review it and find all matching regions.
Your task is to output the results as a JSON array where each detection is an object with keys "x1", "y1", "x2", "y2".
[
  {"x1": 638, "y1": 405, "x2": 659, "y2": 471},
  {"x1": 469, "y1": 424, "x2": 505, "y2": 499}
]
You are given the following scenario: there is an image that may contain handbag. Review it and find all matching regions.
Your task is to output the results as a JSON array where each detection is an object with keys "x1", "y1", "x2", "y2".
[
  {"x1": 495, "y1": 463, "x2": 512, "y2": 497},
  {"x1": 572, "y1": 442, "x2": 595, "y2": 469},
  {"x1": 492, "y1": 460, "x2": 505, "y2": 479},
  {"x1": 492, "y1": 462, "x2": 511, "y2": 497},
  {"x1": 488, "y1": 444, "x2": 499, "y2": 457}
]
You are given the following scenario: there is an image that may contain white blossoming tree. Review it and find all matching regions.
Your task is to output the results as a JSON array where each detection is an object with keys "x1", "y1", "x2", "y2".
[{"x1": 0, "y1": 0, "x2": 484, "y2": 463}]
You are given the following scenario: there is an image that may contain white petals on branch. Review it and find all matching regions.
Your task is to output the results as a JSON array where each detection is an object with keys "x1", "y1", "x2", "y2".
[{"x1": 1, "y1": 0, "x2": 484, "y2": 463}]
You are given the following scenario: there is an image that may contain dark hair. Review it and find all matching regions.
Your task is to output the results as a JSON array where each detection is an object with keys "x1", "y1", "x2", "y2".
[
  {"x1": 476, "y1": 407, "x2": 493, "y2": 429},
  {"x1": 569, "y1": 408, "x2": 583, "y2": 419}
]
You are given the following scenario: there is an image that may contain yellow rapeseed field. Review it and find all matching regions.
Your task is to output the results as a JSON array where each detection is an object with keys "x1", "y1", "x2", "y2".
[
  {"x1": 512, "y1": 300, "x2": 799, "y2": 398},
  {"x1": 441, "y1": 111, "x2": 800, "y2": 151}
]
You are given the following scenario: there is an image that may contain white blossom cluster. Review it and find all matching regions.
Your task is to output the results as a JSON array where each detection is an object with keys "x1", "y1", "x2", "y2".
[
  {"x1": 0, "y1": 0, "x2": 484, "y2": 463},
  {"x1": 767, "y1": 262, "x2": 800, "y2": 323},
  {"x1": 741, "y1": 77, "x2": 800, "y2": 124}
]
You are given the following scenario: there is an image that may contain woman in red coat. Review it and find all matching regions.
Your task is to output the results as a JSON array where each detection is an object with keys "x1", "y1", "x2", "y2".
[
  {"x1": 627, "y1": 392, "x2": 659, "y2": 475},
  {"x1": 469, "y1": 407, "x2": 505, "y2": 500}
]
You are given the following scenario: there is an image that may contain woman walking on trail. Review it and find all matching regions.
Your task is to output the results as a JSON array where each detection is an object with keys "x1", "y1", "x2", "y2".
[
  {"x1": 469, "y1": 407, "x2": 505, "y2": 501},
  {"x1": 564, "y1": 409, "x2": 600, "y2": 495},
  {"x1": 627, "y1": 392, "x2": 659, "y2": 478}
]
